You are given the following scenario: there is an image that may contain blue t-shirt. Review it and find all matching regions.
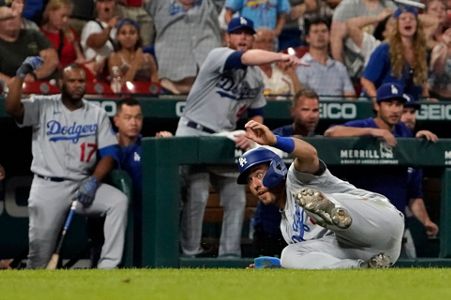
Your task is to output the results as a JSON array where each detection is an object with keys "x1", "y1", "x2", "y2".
[
  {"x1": 118, "y1": 136, "x2": 142, "y2": 201},
  {"x1": 363, "y1": 43, "x2": 423, "y2": 101},
  {"x1": 338, "y1": 118, "x2": 414, "y2": 213}
]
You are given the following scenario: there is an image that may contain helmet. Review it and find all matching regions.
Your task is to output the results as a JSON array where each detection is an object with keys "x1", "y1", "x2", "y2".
[{"x1": 237, "y1": 147, "x2": 287, "y2": 189}]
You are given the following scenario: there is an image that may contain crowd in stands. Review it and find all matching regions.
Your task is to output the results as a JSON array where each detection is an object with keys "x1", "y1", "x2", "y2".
[
  {"x1": 0, "y1": 0, "x2": 450, "y2": 266},
  {"x1": 0, "y1": 0, "x2": 449, "y2": 100}
]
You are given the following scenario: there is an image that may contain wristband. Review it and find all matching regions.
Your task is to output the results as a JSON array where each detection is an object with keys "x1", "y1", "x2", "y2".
[{"x1": 274, "y1": 135, "x2": 295, "y2": 153}]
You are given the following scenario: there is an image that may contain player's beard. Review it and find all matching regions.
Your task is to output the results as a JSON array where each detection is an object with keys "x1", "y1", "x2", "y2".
[{"x1": 61, "y1": 84, "x2": 85, "y2": 106}]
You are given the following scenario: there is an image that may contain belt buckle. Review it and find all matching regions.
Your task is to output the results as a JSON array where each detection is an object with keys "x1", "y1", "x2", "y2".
[{"x1": 196, "y1": 124, "x2": 202, "y2": 131}]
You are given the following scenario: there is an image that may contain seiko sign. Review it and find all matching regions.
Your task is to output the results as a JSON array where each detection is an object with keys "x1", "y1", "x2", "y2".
[{"x1": 320, "y1": 103, "x2": 357, "y2": 119}]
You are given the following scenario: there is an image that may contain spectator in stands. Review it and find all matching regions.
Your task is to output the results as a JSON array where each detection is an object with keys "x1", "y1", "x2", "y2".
[
  {"x1": 286, "y1": 0, "x2": 334, "y2": 48},
  {"x1": 0, "y1": 10, "x2": 59, "y2": 83},
  {"x1": 429, "y1": 27, "x2": 451, "y2": 99},
  {"x1": 175, "y1": 16, "x2": 300, "y2": 258},
  {"x1": 0, "y1": 0, "x2": 23, "y2": 21},
  {"x1": 224, "y1": 0, "x2": 291, "y2": 40},
  {"x1": 341, "y1": 9, "x2": 394, "y2": 80},
  {"x1": 80, "y1": 0, "x2": 119, "y2": 79},
  {"x1": 108, "y1": 18, "x2": 159, "y2": 83},
  {"x1": 295, "y1": 17, "x2": 356, "y2": 99},
  {"x1": 361, "y1": 6, "x2": 430, "y2": 105},
  {"x1": 252, "y1": 88, "x2": 320, "y2": 257},
  {"x1": 40, "y1": 0, "x2": 87, "y2": 69},
  {"x1": 324, "y1": 83, "x2": 438, "y2": 257},
  {"x1": 420, "y1": 0, "x2": 448, "y2": 50},
  {"x1": 330, "y1": 0, "x2": 396, "y2": 65},
  {"x1": 253, "y1": 28, "x2": 302, "y2": 98},
  {"x1": 117, "y1": 0, "x2": 154, "y2": 47},
  {"x1": 145, "y1": 0, "x2": 222, "y2": 95}
]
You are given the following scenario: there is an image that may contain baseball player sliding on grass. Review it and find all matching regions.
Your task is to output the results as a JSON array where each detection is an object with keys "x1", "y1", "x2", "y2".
[
  {"x1": 5, "y1": 57, "x2": 128, "y2": 269},
  {"x1": 237, "y1": 120, "x2": 405, "y2": 269}
]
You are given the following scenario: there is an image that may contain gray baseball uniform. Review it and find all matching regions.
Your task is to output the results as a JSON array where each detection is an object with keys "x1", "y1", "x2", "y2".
[
  {"x1": 19, "y1": 95, "x2": 128, "y2": 269},
  {"x1": 280, "y1": 161, "x2": 405, "y2": 269},
  {"x1": 176, "y1": 47, "x2": 266, "y2": 257}
]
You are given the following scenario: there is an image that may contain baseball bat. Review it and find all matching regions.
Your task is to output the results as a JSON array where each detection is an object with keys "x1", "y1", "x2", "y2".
[{"x1": 46, "y1": 200, "x2": 78, "y2": 270}]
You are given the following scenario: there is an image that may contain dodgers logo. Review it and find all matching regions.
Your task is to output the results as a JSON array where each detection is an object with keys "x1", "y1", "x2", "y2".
[
  {"x1": 291, "y1": 206, "x2": 310, "y2": 243},
  {"x1": 47, "y1": 120, "x2": 98, "y2": 143},
  {"x1": 238, "y1": 157, "x2": 247, "y2": 167}
]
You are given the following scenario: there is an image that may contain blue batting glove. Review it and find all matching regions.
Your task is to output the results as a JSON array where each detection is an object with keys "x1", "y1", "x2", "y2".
[
  {"x1": 16, "y1": 56, "x2": 43, "y2": 79},
  {"x1": 77, "y1": 176, "x2": 99, "y2": 207}
]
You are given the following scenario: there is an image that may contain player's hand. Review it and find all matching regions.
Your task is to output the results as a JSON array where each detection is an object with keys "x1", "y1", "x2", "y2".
[
  {"x1": 16, "y1": 56, "x2": 43, "y2": 79},
  {"x1": 244, "y1": 120, "x2": 276, "y2": 146},
  {"x1": 76, "y1": 176, "x2": 99, "y2": 207},
  {"x1": 424, "y1": 220, "x2": 439, "y2": 238},
  {"x1": 234, "y1": 132, "x2": 256, "y2": 150},
  {"x1": 371, "y1": 128, "x2": 397, "y2": 146},
  {"x1": 155, "y1": 131, "x2": 173, "y2": 138},
  {"x1": 416, "y1": 130, "x2": 438, "y2": 142}
]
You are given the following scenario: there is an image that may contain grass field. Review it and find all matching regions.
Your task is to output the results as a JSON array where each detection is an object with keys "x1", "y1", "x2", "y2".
[{"x1": 1, "y1": 268, "x2": 450, "y2": 300}]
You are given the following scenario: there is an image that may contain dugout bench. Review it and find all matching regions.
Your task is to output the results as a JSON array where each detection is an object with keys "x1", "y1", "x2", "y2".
[{"x1": 141, "y1": 136, "x2": 451, "y2": 268}]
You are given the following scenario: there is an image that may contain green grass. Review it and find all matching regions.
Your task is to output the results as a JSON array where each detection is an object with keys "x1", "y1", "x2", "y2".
[{"x1": 1, "y1": 268, "x2": 450, "y2": 300}]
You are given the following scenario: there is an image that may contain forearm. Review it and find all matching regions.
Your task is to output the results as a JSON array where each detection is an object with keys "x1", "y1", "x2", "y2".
[
  {"x1": 410, "y1": 198, "x2": 432, "y2": 225},
  {"x1": 347, "y1": 15, "x2": 380, "y2": 29},
  {"x1": 274, "y1": 14, "x2": 287, "y2": 36},
  {"x1": 34, "y1": 49, "x2": 59, "y2": 79},
  {"x1": 360, "y1": 77, "x2": 377, "y2": 98},
  {"x1": 92, "y1": 156, "x2": 115, "y2": 182},
  {"x1": 86, "y1": 27, "x2": 112, "y2": 49},
  {"x1": 330, "y1": 21, "x2": 346, "y2": 62},
  {"x1": 241, "y1": 49, "x2": 285, "y2": 66},
  {"x1": 324, "y1": 126, "x2": 374, "y2": 137}
]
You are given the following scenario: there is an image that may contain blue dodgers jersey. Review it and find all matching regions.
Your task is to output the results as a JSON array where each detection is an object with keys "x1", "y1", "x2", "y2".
[
  {"x1": 338, "y1": 118, "x2": 414, "y2": 213},
  {"x1": 119, "y1": 137, "x2": 142, "y2": 201}
]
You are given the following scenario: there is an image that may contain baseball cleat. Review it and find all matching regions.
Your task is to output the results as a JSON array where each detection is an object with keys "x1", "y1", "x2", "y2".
[
  {"x1": 295, "y1": 188, "x2": 352, "y2": 229},
  {"x1": 367, "y1": 253, "x2": 392, "y2": 268}
]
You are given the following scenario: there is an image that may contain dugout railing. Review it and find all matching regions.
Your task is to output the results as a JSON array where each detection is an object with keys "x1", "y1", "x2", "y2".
[{"x1": 142, "y1": 136, "x2": 451, "y2": 268}]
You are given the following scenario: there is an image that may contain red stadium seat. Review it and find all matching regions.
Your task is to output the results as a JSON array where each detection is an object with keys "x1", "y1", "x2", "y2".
[
  {"x1": 85, "y1": 80, "x2": 161, "y2": 96},
  {"x1": 22, "y1": 81, "x2": 60, "y2": 95}
]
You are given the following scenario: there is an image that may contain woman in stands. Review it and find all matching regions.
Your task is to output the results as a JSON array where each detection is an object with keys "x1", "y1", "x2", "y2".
[
  {"x1": 108, "y1": 18, "x2": 159, "y2": 83},
  {"x1": 40, "y1": 0, "x2": 86, "y2": 69},
  {"x1": 361, "y1": 6, "x2": 429, "y2": 105}
]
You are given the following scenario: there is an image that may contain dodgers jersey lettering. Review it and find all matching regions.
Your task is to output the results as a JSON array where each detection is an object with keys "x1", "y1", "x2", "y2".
[
  {"x1": 182, "y1": 47, "x2": 266, "y2": 132},
  {"x1": 19, "y1": 95, "x2": 118, "y2": 180},
  {"x1": 280, "y1": 162, "x2": 393, "y2": 244}
]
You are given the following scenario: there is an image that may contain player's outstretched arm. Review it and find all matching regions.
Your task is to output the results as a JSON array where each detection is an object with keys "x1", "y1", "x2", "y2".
[
  {"x1": 241, "y1": 49, "x2": 300, "y2": 68},
  {"x1": 244, "y1": 120, "x2": 319, "y2": 174}
]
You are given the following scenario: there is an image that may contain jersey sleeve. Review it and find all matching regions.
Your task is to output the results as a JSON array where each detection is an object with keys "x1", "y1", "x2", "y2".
[
  {"x1": 18, "y1": 95, "x2": 44, "y2": 127},
  {"x1": 362, "y1": 43, "x2": 390, "y2": 83},
  {"x1": 96, "y1": 109, "x2": 118, "y2": 150}
]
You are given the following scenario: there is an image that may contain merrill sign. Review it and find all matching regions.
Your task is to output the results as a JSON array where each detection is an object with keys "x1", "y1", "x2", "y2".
[{"x1": 339, "y1": 143, "x2": 398, "y2": 165}]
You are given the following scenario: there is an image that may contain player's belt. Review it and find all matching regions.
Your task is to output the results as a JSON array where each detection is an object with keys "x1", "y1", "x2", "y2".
[
  {"x1": 185, "y1": 120, "x2": 216, "y2": 134},
  {"x1": 36, "y1": 174, "x2": 66, "y2": 182}
]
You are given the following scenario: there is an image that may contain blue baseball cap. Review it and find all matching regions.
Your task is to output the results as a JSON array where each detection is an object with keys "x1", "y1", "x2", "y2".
[
  {"x1": 227, "y1": 16, "x2": 256, "y2": 34},
  {"x1": 394, "y1": 6, "x2": 419, "y2": 18},
  {"x1": 403, "y1": 93, "x2": 421, "y2": 110},
  {"x1": 376, "y1": 83, "x2": 406, "y2": 103}
]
